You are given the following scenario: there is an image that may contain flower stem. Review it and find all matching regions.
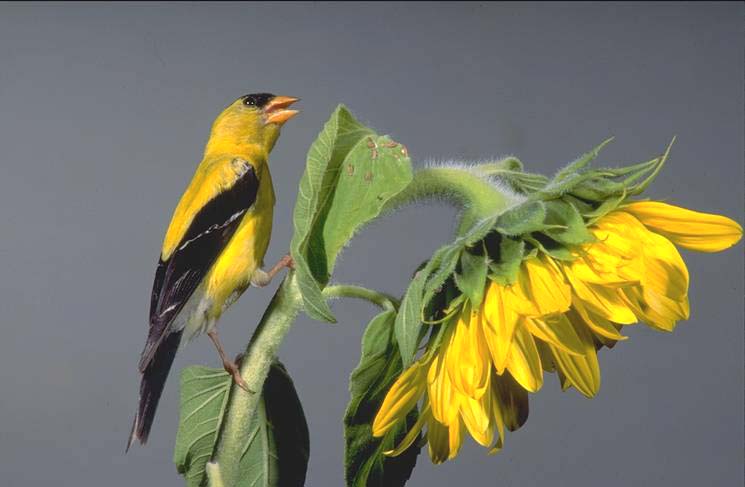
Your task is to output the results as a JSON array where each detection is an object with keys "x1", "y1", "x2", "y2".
[
  {"x1": 323, "y1": 284, "x2": 400, "y2": 311},
  {"x1": 383, "y1": 166, "x2": 516, "y2": 236}
]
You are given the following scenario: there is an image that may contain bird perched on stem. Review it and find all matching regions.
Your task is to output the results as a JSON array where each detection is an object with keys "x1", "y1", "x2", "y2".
[{"x1": 127, "y1": 93, "x2": 299, "y2": 450}]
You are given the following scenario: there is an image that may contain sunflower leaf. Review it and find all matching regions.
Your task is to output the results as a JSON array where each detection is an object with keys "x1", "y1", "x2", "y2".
[
  {"x1": 174, "y1": 362, "x2": 309, "y2": 487},
  {"x1": 345, "y1": 310, "x2": 421, "y2": 487},
  {"x1": 395, "y1": 268, "x2": 429, "y2": 367},
  {"x1": 290, "y1": 105, "x2": 413, "y2": 322}
]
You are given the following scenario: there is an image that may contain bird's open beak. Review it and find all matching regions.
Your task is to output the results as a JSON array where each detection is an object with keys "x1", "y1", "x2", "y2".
[{"x1": 264, "y1": 96, "x2": 300, "y2": 125}]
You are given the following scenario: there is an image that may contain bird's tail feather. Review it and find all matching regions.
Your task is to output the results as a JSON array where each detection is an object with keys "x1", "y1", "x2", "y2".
[{"x1": 127, "y1": 329, "x2": 183, "y2": 451}]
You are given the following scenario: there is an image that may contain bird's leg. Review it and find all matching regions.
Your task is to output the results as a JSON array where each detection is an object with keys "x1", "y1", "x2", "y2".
[
  {"x1": 250, "y1": 254, "x2": 294, "y2": 287},
  {"x1": 207, "y1": 329, "x2": 252, "y2": 393}
]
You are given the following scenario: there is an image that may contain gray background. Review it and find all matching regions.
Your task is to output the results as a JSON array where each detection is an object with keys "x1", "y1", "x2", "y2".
[{"x1": 0, "y1": 2, "x2": 742, "y2": 486}]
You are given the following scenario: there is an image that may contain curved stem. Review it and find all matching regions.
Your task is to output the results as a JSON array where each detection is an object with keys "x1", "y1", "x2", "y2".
[
  {"x1": 383, "y1": 166, "x2": 516, "y2": 236},
  {"x1": 323, "y1": 284, "x2": 399, "y2": 311}
]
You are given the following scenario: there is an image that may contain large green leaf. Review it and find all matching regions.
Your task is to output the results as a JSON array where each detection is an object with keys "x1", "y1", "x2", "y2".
[
  {"x1": 290, "y1": 105, "x2": 413, "y2": 322},
  {"x1": 345, "y1": 310, "x2": 421, "y2": 487},
  {"x1": 174, "y1": 363, "x2": 309, "y2": 487}
]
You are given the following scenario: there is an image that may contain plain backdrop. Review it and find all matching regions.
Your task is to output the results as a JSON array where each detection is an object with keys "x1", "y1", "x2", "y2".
[{"x1": 0, "y1": 3, "x2": 742, "y2": 486}]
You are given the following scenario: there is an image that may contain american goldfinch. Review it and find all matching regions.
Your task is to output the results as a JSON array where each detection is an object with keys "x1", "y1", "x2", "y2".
[{"x1": 127, "y1": 93, "x2": 299, "y2": 449}]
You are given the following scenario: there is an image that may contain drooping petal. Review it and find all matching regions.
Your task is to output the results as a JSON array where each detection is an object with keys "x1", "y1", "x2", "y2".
[
  {"x1": 459, "y1": 393, "x2": 494, "y2": 447},
  {"x1": 507, "y1": 255, "x2": 572, "y2": 316},
  {"x1": 447, "y1": 416, "x2": 464, "y2": 460},
  {"x1": 573, "y1": 299, "x2": 629, "y2": 342},
  {"x1": 483, "y1": 282, "x2": 520, "y2": 373},
  {"x1": 446, "y1": 304, "x2": 490, "y2": 399},
  {"x1": 428, "y1": 347, "x2": 460, "y2": 426},
  {"x1": 534, "y1": 338, "x2": 557, "y2": 372},
  {"x1": 373, "y1": 359, "x2": 427, "y2": 436},
  {"x1": 623, "y1": 285, "x2": 689, "y2": 332},
  {"x1": 641, "y1": 229, "x2": 689, "y2": 302},
  {"x1": 427, "y1": 416, "x2": 450, "y2": 465},
  {"x1": 548, "y1": 310, "x2": 601, "y2": 397},
  {"x1": 625, "y1": 201, "x2": 743, "y2": 252},
  {"x1": 383, "y1": 403, "x2": 430, "y2": 457},
  {"x1": 564, "y1": 264, "x2": 637, "y2": 324},
  {"x1": 492, "y1": 372, "x2": 529, "y2": 432},
  {"x1": 505, "y1": 321, "x2": 543, "y2": 393},
  {"x1": 526, "y1": 315, "x2": 585, "y2": 355}
]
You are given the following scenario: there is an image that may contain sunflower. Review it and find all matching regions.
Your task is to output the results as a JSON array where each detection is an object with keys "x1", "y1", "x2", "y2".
[{"x1": 372, "y1": 201, "x2": 742, "y2": 463}]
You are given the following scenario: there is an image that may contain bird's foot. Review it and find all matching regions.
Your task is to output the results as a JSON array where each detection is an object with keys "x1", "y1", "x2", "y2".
[
  {"x1": 223, "y1": 359, "x2": 253, "y2": 394},
  {"x1": 251, "y1": 254, "x2": 294, "y2": 287}
]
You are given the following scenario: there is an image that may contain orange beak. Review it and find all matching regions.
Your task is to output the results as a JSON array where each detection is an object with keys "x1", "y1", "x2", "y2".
[{"x1": 264, "y1": 96, "x2": 300, "y2": 125}]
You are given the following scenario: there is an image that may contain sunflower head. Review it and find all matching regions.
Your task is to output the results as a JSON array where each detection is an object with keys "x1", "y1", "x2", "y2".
[{"x1": 372, "y1": 140, "x2": 742, "y2": 464}]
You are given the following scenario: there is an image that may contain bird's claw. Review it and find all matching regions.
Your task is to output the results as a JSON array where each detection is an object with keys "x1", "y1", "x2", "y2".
[{"x1": 223, "y1": 360, "x2": 253, "y2": 394}]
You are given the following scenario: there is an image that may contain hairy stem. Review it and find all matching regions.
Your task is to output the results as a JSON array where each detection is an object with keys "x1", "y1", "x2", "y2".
[
  {"x1": 209, "y1": 278, "x2": 402, "y2": 486},
  {"x1": 383, "y1": 166, "x2": 516, "y2": 235},
  {"x1": 210, "y1": 273, "x2": 303, "y2": 486},
  {"x1": 323, "y1": 284, "x2": 399, "y2": 311}
]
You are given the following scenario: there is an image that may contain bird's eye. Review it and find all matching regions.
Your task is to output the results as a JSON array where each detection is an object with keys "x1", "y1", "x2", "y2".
[{"x1": 241, "y1": 93, "x2": 274, "y2": 108}]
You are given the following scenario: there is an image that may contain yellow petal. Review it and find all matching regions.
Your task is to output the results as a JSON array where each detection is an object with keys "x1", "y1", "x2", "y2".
[
  {"x1": 373, "y1": 360, "x2": 426, "y2": 436},
  {"x1": 625, "y1": 201, "x2": 743, "y2": 252},
  {"x1": 505, "y1": 322, "x2": 543, "y2": 392},
  {"x1": 459, "y1": 393, "x2": 494, "y2": 447},
  {"x1": 642, "y1": 229, "x2": 689, "y2": 301},
  {"x1": 492, "y1": 372, "x2": 529, "y2": 432},
  {"x1": 573, "y1": 299, "x2": 629, "y2": 342},
  {"x1": 526, "y1": 315, "x2": 585, "y2": 355},
  {"x1": 383, "y1": 404, "x2": 430, "y2": 457},
  {"x1": 427, "y1": 347, "x2": 460, "y2": 426},
  {"x1": 446, "y1": 304, "x2": 490, "y2": 399},
  {"x1": 548, "y1": 311, "x2": 601, "y2": 397},
  {"x1": 581, "y1": 211, "x2": 646, "y2": 283},
  {"x1": 623, "y1": 285, "x2": 689, "y2": 332},
  {"x1": 507, "y1": 255, "x2": 572, "y2": 316},
  {"x1": 426, "y1": 416, "x2": 450, "y2": 465},
  {"x1": 534, "y1": 339, "x2": 557, "y2": 372},
  {"x1": 447, "y1": 416, "x2": 463, "y2": 460},
  {"x1": 486, "y1": 380, "x2": 507, "y2": 452},
  {"x1": 564, "y1": 266, "x2": 637, "y2": 324},
  {"x1": 483, "y1": 283, "x2": 520, "y2": 372}
]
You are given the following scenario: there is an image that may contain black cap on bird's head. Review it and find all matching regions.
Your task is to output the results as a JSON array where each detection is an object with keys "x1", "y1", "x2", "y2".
[{"x1": 241, "y1": 92, "x2": 300, "y2": 126}]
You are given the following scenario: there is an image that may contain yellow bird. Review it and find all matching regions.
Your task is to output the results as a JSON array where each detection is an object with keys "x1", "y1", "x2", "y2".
[{"x1": 127, "y1": 93, "x2": 299, "y2": 449}]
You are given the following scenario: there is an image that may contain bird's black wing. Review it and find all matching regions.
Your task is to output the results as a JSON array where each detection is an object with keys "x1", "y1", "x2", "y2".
[{"x1": 138, "y1": 160, "x2": 259, "y2": 371}]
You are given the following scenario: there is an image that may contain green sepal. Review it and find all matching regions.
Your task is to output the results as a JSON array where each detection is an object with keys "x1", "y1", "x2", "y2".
[
  {"x1": 345, "y1": 310, "x2": 421, "y2": 487},
  {"x1": 542, "y1": 200, "x2": 593, "y2": 245},
  {"x1": 495, "y1": 201, "x2": 547, "y2": 236},
  {"x1": 553, "y1": 137, "x2": 615, "y2": 182},
  {"x1": 487, "y1": 236, "x2": 524, "y2": 285},
  {"x1": 454, "y1": 249, "x2": 489, "y2": 307}
]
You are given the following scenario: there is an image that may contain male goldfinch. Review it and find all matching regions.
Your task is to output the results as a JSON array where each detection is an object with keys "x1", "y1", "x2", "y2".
[{"x1": 127, "y1": 93, "x2": 299, "y2": 449}]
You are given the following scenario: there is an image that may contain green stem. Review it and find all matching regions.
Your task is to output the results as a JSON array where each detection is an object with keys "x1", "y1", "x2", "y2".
[
  {"x1": 209, "y1": 279, "x2": 401, "y2": 486},
  {"x1": 383, "y1": 166, "x2": 516, "y2": 236},
  {"x1": 210, "y1": 273, "x2": 303, "y2": 486},
  {"x1": 323, "y1": 284, "x2": 399, "y2": 311}
]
